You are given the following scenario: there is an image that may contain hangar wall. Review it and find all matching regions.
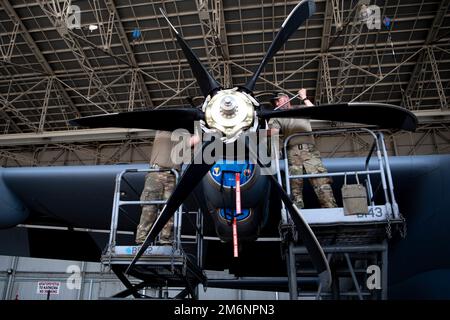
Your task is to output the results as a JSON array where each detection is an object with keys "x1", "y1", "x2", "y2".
[
  {"x1": 2, "y1": 129, "x2": 449, "y2": 167},
  {"x1": 0, "y1": 255, "x2": 288, "y2": 300},
  {"x1": 0, "y1": 256, "x2": 124, "y2": 300}
]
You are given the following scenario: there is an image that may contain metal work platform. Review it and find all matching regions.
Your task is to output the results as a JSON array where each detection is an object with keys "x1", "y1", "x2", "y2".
[
  {"x1": 102, "y1": 245, "x2": 206, "y2": 299},
  {"x1": 100, "y1": 168, "x2": 206, "y2": 299},
  {"x1": 279, "y1": 129, "x2": 406, "y2": 300},
  {"x1": 307, "y1": 206, "x2": 401, "y2": 247}
]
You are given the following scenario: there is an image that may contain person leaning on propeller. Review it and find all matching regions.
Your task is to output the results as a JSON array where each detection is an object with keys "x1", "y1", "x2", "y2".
[
  {"x1": 269, "y1": 89, "x2": 337, "y2": 210},
  {"x1": 136, "y1": 130, "x2": 199, "y2": 246}
]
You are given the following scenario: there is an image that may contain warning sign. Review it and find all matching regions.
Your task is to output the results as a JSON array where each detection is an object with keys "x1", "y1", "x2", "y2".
[{"x1": 37, "y1": 281, "x2": 60, "y2": 295}]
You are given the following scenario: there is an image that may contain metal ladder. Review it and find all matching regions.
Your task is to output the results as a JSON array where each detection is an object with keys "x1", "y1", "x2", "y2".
[{"x1": 278, "y1": 128, "x2": 405, "y2": 300}]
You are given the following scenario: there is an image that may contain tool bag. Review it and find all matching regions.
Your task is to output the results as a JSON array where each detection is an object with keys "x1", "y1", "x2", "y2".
[{"x1": 341, "y1": 173, "x2": 368, "y2": 216}]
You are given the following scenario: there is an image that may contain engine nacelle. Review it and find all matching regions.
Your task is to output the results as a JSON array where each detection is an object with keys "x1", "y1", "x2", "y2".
[{"x1": 202, "y1": 160, "x2": 271, "y2": 241}]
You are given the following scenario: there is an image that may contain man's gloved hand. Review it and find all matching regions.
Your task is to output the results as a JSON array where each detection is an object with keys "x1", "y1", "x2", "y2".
[
  {"x1": 298, "y1": 88, "x2": 307, "y2": 101},
  {"x1": 298, "y1": 88, "x2": 314, "y2": 106}
]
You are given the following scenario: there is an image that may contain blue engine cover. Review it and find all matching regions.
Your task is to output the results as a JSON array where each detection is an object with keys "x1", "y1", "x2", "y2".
[
  {"x1": 219, "y1": 208, "x2": 251, "y2": 221},
  {"x1": 209, "y1": 160, "x2": 255, "y2": 188},
  {"x1": 204, "y1": 159, "x2": 270, "y2": 241}
]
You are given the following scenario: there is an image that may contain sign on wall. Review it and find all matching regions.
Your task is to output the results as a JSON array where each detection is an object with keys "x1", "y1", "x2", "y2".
[{"x1": 36, "y1": 281, "x2": 60, "y2": 295}]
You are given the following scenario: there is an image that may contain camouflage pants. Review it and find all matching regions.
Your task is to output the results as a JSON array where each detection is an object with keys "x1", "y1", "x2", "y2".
[
  {"x1": 135, "y1": 170, "x2": 176, "y2": 244},
  {"x1": 287, "y1": 144, "x2": 337, "y2": 209}
]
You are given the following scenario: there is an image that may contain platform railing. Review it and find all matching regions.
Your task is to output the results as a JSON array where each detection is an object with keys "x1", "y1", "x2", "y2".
[
  {"x1": 282, "y1": 128, "x2": 400, "y2": 220},
  {"x1": 106, "y1": 168, "x2": 182, "y2": 254}
]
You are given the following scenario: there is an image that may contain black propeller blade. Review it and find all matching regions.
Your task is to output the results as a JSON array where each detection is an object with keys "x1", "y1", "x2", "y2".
[
  {"x1": 243, "y1": 0, "x2": 316, "y2": 92},
  {"x1": 243, "y1": 139, "x2": 331, "y2": 288},
  {"x1": 160, "y1": 8, "x2": 221, "y2": 97},
  {"x1": 126, "y1": 138, "x2": 216, "y2": 273},
  {"x1": 258, "y1": 102, "x2": 418, "y2": 132},
  {"x1": 268, "y1": 176, "x2": 331, "y2": 288},
  {"x1": 70, "y1": 108, "x2": 204, "y2": 133}
]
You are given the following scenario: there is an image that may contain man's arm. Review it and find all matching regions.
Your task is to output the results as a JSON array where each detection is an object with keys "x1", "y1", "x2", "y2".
[
  {"x1": 268, "y1": 118, "x2": 281, "y2": 136},
  {"x1": 189, "y1": 134, "x2": 200, "y2": 147},
  {"x1": 298, "y1": 88, "x2": 314, "y2": 107},
  {"x1": 267, "y1": 127, "x2": 280, "y2": 137}
]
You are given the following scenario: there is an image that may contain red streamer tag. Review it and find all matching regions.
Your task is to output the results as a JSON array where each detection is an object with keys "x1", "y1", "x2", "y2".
[{"x1": 233, "y1": 173, "x2": 241, "y2": 258}]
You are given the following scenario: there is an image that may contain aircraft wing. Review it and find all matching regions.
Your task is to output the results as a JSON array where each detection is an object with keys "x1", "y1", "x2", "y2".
[{"x1": 1, "y1": 155, "x2": 450, "y2": 299}]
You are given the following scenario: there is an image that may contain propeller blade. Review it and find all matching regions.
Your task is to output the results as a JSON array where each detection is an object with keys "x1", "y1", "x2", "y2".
[
  {"x1": 268, "y1": 176, "x2": 331, "y2": 289},
  {"x1": 160, "y1": 8, "x2": 221, "y2": 97},
  {"x1": 258, "y1": 102, "x2": 418, "y2": 132},
  {"x1": 126, "y1": 139, "x2": 216, "y2": 273},
  {"x1": 243, "y1": 0, "x2": 316, "y2": 92},
  {"x1": 70, "y1": 108, "x2": 204, "y2": 133},
  {"x1": 242, "y1": 138, "x2": 331, "y2": 288}
]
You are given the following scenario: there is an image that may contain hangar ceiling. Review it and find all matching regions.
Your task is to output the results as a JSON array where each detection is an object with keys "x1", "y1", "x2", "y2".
[{"x1": 0, "y1": 0, "x2": 449, "y2": 165}]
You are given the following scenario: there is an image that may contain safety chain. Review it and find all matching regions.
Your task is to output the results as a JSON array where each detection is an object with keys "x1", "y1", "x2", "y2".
[
  {"x1": 385, "y1": 211, "x2": 392, "y2": 239},
  {"x1": 398, "y1": 212, "x2": 407, "y2": 238},
  {"x1": 386, "y1": 211, "x2": 407, "y2": 239}
]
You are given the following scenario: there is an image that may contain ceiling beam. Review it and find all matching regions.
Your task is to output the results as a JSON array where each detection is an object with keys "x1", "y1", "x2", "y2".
[
  {"x1": 404, "y1": 0, "x2": 450, "y2": 103},
  {"x1": 36, "y1": 0, "x2": 120, "y2": 112},
  {"x1": 0, "y1": 110, "x2": 22, "y2": 133},
  {"x1": 314, "y1": 0, "x2": 334, "y2": 104},
  {"x1": 104, "y1": 0, "x2": 154, "y2": 108},
  {"x1": 0, "y1": 128, "x2": 155, "y2": 146},
  {"x1": 215, "y1": 0, "x2": 232, "y2": 87},
  {"x1": 1, "y1": 0, "x2": 81, "y2": 120}
]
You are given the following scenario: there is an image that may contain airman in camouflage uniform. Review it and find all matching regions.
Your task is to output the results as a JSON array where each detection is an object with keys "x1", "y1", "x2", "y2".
[
  {"x1": 269, "y1": 89, "x2": 337, "y2": 209},
  {"x1": 136, "y1": 130, "x2": 179, "y2": 245},
  {"x1": 136, "y1": 170, "x2": 176, "y2": 245},
  {"x1": 286, "y1": 143, "x2": 337, "y2": 209},
  {"x1": 136, "y1": 130, "x2": 199, "y2": 245}
]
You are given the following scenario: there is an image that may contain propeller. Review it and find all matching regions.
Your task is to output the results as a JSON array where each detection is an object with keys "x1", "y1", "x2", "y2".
[
  {"x1": 126, "y1": 138, "x2": 216, "y2": 273},
  {"x1": 160, "y1": 8, "x2": 221, "y2": 97},
  {"x1": 69, "y1": 108, "x2": 204, "y2": 133},
  {"x1": 243, "y1": 0, "x2": 316, "y2": 92},
  {"x1": 258, "y1": 102, "x2": 418, "y2": 132}
]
